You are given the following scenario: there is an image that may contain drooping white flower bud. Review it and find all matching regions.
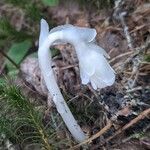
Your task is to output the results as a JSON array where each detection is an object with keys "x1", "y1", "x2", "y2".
[{"x1": 75, "y1": 42, "x2": 115, "y2": 90}]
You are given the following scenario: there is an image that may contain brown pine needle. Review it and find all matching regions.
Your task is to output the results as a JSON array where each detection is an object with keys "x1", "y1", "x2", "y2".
[
  {"x1": 106, "y1": 108, "x2": 150, "y2": 142},
  {"x1": 0, "y1": 50, "x2": 19, "y2": 69},
  {"x1": 71, "y1": 108, "x2": 150, "y2": 150},
  {"x1": 71, "y1": 121, "x2": 113, "y2": 149}
]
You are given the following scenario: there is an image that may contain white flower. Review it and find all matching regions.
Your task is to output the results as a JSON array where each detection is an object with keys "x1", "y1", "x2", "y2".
[
  {"x1": 75, "y1": 42, "x2": 115, "y2": 90},
  {"x1": 39, "y1": 19, "x2": 115, "y2": 90},
  {"x1": 38, "y1": 19, "x2": 115, "y2": 142}
]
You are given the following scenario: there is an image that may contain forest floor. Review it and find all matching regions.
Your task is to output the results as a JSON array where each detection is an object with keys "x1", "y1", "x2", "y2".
[{"x1": 0, "y1": 0, "x2": 150, "y2": 150}]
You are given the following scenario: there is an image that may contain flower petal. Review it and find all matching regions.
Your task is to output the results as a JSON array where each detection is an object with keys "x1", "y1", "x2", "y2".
[
  {"x1": 94, "y1": 55, "x2": 115, "y2": 86},
  {"x1": 39, "y1": 19, "x2": 49, "y2": 47},
  {"x1": 90, "y1": 73, "x2": 109, "y2": 89},
  {"x1": 50, "y1": 24, "x2": 72, "y2": 45},
  {"x1": 50, "y1": 24, "x2": 73, "y2": 33},
  {"x1": 80, "y1": 69, "x2": 90, "y2": 84},
  {"x1": 50, "y1": 24, "x2": 97, "y2": 44},
  {"x1": 87, "y1": 43, "x2": 110, "y2": 58},
  {"x1": 79, "y1": 57, "x2": 95, "y2": 76},
  {"x1": 90, "y1": 79, "x2": 97, "y2": 90},
  {"x1": 76, "y1": 43, "x2": 115, "y2": 89},
  {"x1": 75, "y1": 27, "x2": 97, "y2": 42}
]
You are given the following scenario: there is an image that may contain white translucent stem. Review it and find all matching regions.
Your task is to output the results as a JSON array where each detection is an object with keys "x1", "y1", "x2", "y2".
[{"x1": 38, "y1": 32, "x2": 86, "y2": 142}]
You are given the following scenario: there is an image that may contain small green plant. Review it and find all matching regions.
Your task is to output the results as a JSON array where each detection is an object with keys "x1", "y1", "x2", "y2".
[{"x1": 0, "y1": 80, "x2": 54, "y2": 149}]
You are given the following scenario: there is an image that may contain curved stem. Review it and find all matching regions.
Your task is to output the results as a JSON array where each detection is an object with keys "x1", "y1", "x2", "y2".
[{"x1": 38, "y1": 32, "x2": 86, "y2": 142}]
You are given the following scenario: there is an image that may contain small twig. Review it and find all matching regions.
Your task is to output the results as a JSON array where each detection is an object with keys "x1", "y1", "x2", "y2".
[
  {"x1": 130, "y1": 23, "x2": 150, "y2": 34},
  {"x1": 119, "y1": 12, "x2": 133, "y2": 49},
  {"x1": 124, "y1": 71, "x2": 148, "y2": 76},
  {"x1": 68, "y1": 95, "x2": 79, "y2": 103},
  {"x1": 140, "y1": 61, "x2": 150, "y2": 65},
  {"x1": 126, "y1": 86, "x2": 150, "y2": 93},
  {"x1": 112, "y1": 61, "x2": 123, "y2": 71},
  {"x1": 0, "y1": 62, "x2": 5, "y2": 74},
  {"x1": 109, "y1": 51, "x2": 133, "y2": 64},
  {"x1": 60, "y1": 64, "x2": 78, "y2": 70},
  {"x1": 70, "y1": 121, "x2": 113, "y2": 149},
  {"x1": 0, "y1": 50, "x2": 19, "y2": 69},
  {"x1": 106, "y1": 108, "x2": 150, "y2": 142},
  {"x1": 128, "y1": 70, "x2": 139, "y2": 88}
]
